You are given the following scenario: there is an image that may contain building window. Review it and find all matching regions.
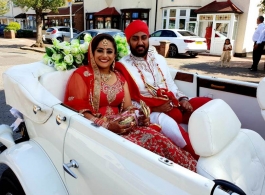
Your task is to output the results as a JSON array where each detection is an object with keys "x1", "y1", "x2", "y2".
[
  {"x1": 86, "y1": 13, "x2": 94, "y2": 29},
  {"x1": 180, "y1": 10, "x2": 186, "y2": 16},
  {"x1": 105, "y1": 17, "x2": 111, "y2": 29},
  {"x1": 162, "y1": 8, "x2": 198, "y2": 30},
  {"x1": 96, "y1": 17, "x2": 104, "y2": 29},
  {"x1": 163, "y1": 10, "x2": 167, "y2": 17},
  {"x1": 170, "y1": 9, "x2": 176, "y2": 17},
  {"x1": 132, "y1": 13, "x2": 139, "y2": 19},
  {"x1": 121, "y1": 9, "x2": 150, "y2": 30},
  {"x1": 169, "y1": 18, "x2": 175, "y2": 29},
  {"x1": 141, "y1": 13, "x2": 148, "y2": 19}
]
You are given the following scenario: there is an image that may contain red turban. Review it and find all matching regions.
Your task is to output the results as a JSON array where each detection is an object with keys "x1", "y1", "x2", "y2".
[{"x1": 124, "y1": 20, "x2": 149, "y2": 42}]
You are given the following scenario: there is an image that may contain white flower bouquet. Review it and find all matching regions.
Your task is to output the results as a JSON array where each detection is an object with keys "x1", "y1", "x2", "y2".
[{"x1": 43, "y1": 33, "x2": 129, "y2": 71}]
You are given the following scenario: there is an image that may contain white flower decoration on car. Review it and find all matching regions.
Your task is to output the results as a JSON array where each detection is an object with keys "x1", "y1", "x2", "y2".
[{"x1": 43, "y1": 34, "x2": 129, "y2": 71}]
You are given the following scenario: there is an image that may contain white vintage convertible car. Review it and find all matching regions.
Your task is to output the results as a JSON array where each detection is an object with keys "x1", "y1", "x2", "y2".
[{"x1": 0, "y1": 61, "x2": 264, "y2": 195}]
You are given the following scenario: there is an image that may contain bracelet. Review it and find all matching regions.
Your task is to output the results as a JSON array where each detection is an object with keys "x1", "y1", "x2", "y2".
[
  {"x1": 90, "y1": 116, "x2": 110, "y2": 129},
  {"x1": 179, "y1": 97, "x2": 189, "y2": 102},
  {"x1": 79, "y1": 109, "x2": 91, "y2": 114}
]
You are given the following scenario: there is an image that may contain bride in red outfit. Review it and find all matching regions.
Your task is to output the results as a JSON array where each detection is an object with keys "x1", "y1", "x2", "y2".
[{"x1": 64, "y1": 33, "x2": 197, "y2": 172}]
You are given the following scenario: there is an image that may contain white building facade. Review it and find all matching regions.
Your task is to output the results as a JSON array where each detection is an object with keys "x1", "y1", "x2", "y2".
[{"x1": 83, "y1": 0, "x2": 262, "y2": 57}]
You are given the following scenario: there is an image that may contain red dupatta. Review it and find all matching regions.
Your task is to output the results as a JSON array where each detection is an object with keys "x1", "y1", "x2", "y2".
[{"x1": 64, "y1": 38, "x2": 103, "y2": 116}]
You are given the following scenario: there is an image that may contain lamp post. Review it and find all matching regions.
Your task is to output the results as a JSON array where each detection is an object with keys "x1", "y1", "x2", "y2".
[
  {"x1": 8, "y1": 0, "x2": 14, "y2": 22},
  {"x1": 68, "y1": 0, "x2": 73, "y2": 38}
]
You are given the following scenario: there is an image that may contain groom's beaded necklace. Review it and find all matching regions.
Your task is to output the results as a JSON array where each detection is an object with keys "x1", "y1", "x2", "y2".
[{"x1": 130, "y1": 54, "x2": 168, "y2": 95}]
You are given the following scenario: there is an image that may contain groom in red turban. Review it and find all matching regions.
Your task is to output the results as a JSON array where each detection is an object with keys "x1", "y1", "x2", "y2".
[
  {"x1": 124, "y1": 20, "x2": 150, "y2": 42},
  {"x1": 116, "y1": 20, "x2": 212, "y2": 160}
]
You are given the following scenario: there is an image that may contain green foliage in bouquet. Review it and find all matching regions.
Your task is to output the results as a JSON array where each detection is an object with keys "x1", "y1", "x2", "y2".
[{"x1": 43, "y1": 34, "x2": 129, "y2": 71}]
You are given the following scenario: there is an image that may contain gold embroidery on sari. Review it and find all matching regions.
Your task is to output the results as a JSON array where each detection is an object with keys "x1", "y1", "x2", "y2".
[
  {"x1": 68, "y1": 96, "x2": 74, "y2": 101},
  {"x1": 83, "y1": 70, "x2": 92, "y2": 77},
  {"x1": 89, "y1": 46, "x2": 101, "y2": 112},
  {"x1": 101, "y1": 77, "x2": 123, "y2": 104},
  {"x1": 104, "y1": 106, "x2": 116, "y2": 117}
]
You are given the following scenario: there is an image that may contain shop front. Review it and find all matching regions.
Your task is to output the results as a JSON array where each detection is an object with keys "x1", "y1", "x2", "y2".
[
  {"x1": 46, "y1": 3, "x2": 84, "y2": 31},
  {"x1": 195, "y1": 1, "x2": 243, "y2": 55}
]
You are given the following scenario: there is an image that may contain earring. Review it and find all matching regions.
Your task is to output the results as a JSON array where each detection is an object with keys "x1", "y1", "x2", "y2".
[{"x1": 112, "y1": 60, "x2": 115, "y2": 71}]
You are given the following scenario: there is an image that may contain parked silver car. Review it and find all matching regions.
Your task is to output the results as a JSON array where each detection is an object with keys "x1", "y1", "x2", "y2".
[
  {"x1": 70, "y1": 29, "x2": 124, "y2": 44},
  {"x1": 44, "y1": 26, "x2": 80, "y2": 43}
]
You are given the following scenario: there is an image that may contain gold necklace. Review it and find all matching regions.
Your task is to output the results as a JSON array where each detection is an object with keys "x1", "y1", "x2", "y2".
[{"x1": 100, "y1": 71, "x2": 112, "y2": 83}]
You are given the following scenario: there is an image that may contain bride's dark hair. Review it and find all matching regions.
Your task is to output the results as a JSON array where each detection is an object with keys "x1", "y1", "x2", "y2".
[{"x1": 91, "y1": 33, "x2": 117, "y2": 55}]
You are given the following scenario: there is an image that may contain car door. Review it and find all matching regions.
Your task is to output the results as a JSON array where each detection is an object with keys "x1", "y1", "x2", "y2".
[
  {"x1": 149, "y1": 30, "x2": 164, "y2": 46},
  {"x1": 63, "y1": 114, "x2": 227, "y2": 195},
  {"x1": 62, "y1": 27, "x2": 71, "y2": 38},
  {"x1": 73, "y1": 29, "x2": 80, "y2": 37}
]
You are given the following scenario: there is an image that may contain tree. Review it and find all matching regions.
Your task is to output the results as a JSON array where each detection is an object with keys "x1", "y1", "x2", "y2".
[
  {"x1": 0, "y1": 0, "x2": 9, "y2": 16},
  {"x1": 12, "y1": 0, "x2": 65, "y2": 47},
  {"x1": 259, "y1": 0, "x2": 265, "y2": 12}
]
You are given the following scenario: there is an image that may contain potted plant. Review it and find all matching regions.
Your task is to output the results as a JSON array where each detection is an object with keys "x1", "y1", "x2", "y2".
[{"x1": 4, "y1": 22, "x2": 21, "y2": 39}]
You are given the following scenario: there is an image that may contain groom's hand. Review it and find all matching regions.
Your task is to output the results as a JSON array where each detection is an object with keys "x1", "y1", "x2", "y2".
[{"x1": 151, "y1": 101, "x2": 173, "y2": 113}]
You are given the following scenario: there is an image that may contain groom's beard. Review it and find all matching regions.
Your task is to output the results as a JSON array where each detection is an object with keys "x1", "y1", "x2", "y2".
[{"x1": 130, "y1": 43, "x2": 149, "y2": 57}]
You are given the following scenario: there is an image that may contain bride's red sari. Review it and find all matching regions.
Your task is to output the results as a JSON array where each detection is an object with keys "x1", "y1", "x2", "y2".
[{"x1": 64, "y1": 36, "x2": 197, "y2": 172}]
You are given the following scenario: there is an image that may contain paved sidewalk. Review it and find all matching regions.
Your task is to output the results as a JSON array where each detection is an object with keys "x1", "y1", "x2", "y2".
[
  {"x1": 167, "y1": 54, "x2": 265, "y2": 83},
  {"x1": 1, "y1": 37, "x2": 264, "y2": 83}
]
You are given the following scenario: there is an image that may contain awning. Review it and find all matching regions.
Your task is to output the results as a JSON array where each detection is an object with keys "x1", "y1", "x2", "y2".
[
  {"x1": 47, "y1": 3, "x2": 83, "y2": 17},
  {"x1": 14, "y1": 13, "x2": 26, "y2": 19},
  {"x1": 195, "y1": 0, "x2": 243, "y2": 14},
  {"x1": 94, "y1": 7, "x2": 120, "y2": 16}
]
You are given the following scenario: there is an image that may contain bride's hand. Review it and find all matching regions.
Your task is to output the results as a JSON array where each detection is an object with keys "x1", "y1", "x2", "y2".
[
  {"x1": 108, "y1": 118, "x2": 136, "y2": 135},
  {"x1": 137, "y1": 111, "x2": 150, "y2": 126}
]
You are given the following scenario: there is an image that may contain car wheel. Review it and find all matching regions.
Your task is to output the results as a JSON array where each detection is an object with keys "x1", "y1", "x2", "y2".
[
  {"x1": 189, "y1": 53, "x2": 198, "y2": 57},
  {"x1": 168, "y1": 44, "x2": 178, "y2": 57},
  {"x1": 57, "y1": 37, "x2": 63, "y2": 42},
  {"x1": 0, "y1": 168, "x2": 25, "y2": 195}
]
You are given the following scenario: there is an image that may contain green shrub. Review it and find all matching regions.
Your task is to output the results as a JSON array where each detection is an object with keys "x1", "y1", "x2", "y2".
[
  {"x1": 16, "y1": 29, "x2": 34, "y2": 38},
  {"x1": 4, "y1": 22, "x2": 21, "y2": 32}
]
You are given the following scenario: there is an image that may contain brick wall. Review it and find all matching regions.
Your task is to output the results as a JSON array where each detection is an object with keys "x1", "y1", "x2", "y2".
[{"x1": 74, "y1": 13, "x2": 84, "y2": 32}]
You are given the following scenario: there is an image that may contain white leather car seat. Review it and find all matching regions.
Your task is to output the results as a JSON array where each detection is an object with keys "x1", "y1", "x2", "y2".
[
  {"x1": 39, "y1": 69, "x2": 75, "y2": 102},
  {"x1": 257, "y1": 77, "x2": 265, "y2": 121},
  {"x1": 188, "y1": 99, "x2": 265, "y2": 195}
]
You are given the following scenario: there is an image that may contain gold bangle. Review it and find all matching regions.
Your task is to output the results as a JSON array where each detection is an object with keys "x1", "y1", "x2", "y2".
[{"x1": 79, "y1": 109, "x2": 91, "y2": 114}]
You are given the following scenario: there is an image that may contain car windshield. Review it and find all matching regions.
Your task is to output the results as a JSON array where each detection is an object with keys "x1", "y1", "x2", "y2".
[
  {"x1": 76, "y1": 31, "x2": 124, "y2": 40},
  {"x1": 177, "y1": 31, "x2": 197, "y2": 36},
  {"x1": 46, "y1": 28, "x2": 55, "y2": 32},
  {"x1": 106, "y1": 32, "x2": 125, "y2": 37}
]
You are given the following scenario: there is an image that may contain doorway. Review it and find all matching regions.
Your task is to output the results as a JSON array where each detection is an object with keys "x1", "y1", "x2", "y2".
[
  {"x1": 197, "y1": 14, "x2": 236, "y2": 55},
  {"x1": 211, "y1": 21, "x2": 229, "y2": 55}
]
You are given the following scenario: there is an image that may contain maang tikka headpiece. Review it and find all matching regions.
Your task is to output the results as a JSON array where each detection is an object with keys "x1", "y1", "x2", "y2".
[{"x1": 102, "y1": 39, "x2": 108, "y2": 48}]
